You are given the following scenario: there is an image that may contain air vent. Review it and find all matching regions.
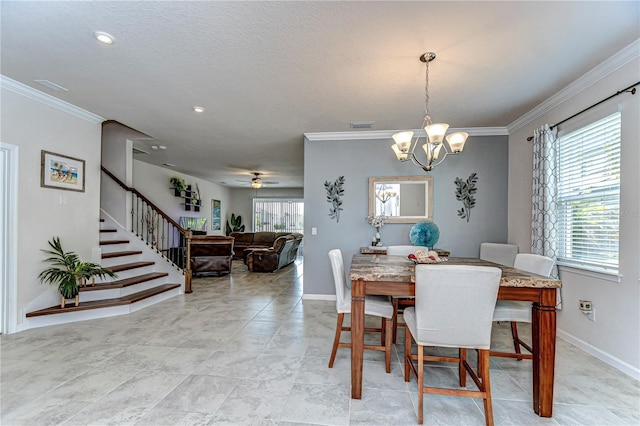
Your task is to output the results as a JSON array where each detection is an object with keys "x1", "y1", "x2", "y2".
[
  {"x1": 350, "y1": 121, "x2": 374, "y2": 129},
  {"x1": 34, "y1": 79, "x2": 69, "y2": 92},
  {"x1": 132, "y1": 147, "x2": 149, "y2": 155}
]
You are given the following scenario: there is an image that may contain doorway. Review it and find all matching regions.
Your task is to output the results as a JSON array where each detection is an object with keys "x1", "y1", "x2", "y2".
[{"x1": 1, "y1": 143, "x2": 18, "y2": 334}]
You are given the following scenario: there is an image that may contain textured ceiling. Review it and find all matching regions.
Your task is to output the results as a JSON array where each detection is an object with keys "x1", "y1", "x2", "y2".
[{"x1": 2, "y1": 1, "x2": 638, "y2": 188}]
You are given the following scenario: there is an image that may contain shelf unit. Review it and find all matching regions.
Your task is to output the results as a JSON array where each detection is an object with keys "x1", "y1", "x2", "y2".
[{"x1": 172, "y1": 185, "x2": 200, "y2": 211}]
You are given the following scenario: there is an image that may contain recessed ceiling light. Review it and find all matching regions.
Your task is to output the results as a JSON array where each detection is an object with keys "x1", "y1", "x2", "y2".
[
  {"x1": 94, "y1": 31, "x2": 115, "y2": 45},
  {"x1": 193, "y1": 106, "x2": 205, "y2": 113}
]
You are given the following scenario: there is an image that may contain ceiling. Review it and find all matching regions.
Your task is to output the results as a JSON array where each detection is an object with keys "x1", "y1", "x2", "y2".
[{"x1": 2, "y1": 1, "x2": 638, "y2": 188}]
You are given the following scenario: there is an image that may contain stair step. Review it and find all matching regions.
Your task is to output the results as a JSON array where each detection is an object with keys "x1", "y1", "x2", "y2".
[
  {"x1": 102, "y1": 250, "x2": 143, "y2": 259},
  {"x1": 100, "y1": 229, "x2": 117, "y2": 233},
  {"x1": 25, "y1": 284, "x2": 181, "y2": 317},
  {"x1": 107, "y1": 261, "x2": 155, "y2": 273},
  {"x1": 100, "y1": 239, "x2": 130, "y2": 246},
  {"x1": 81, "y1": 272, "x2": 169, "y2": 291}
]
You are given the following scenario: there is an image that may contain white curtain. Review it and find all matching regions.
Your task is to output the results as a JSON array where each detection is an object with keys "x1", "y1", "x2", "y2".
[{"x1": 530, "y1": 125, "x2": 562, "y2": 308}]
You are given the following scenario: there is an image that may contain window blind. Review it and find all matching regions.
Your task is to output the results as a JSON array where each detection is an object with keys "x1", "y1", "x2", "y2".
[
  {"x1": 253, "y1": 198, "x2": 304, "y2": 233},
  {"x1": 556, "y1": 112, "x2": 621, "y2": 271}
]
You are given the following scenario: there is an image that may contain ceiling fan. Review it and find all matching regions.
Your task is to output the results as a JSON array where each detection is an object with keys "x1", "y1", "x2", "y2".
[{"x1": 236, "y1": 172, "x2": 279, "y2": 189}]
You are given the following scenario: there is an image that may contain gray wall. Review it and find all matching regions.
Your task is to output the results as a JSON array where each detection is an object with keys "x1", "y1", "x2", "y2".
[{"x1": 303, "y1": 134, "x2": 509, "y2": 295}]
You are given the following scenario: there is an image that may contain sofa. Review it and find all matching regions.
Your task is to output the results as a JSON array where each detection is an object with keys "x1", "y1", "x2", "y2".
[
  {"x1": 229, "y1": 231, "x2": 293, "y2": 260},
  {"x1": 189, "y1": 235, "x2": 235, "y2": 276},
  {"x1": 246, "y1": 233, "x2": 303, "y2": 272}
]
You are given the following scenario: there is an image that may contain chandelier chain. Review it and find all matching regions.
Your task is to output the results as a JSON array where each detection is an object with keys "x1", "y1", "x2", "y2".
[{"x1": 424, "y1": 58, "x2": 430, "y2": 117}]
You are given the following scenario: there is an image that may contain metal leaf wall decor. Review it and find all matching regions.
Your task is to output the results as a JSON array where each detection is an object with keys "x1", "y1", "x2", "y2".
[
  {"x1": 454, "y1": 172, "x2": 478, "y2": 222},
  {"x1": 324, "y1": 176, "x2": 345, "y2": 222}
]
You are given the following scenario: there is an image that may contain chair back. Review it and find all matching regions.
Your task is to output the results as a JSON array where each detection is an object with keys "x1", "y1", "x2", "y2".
[
  {"x1": 513, "y1": 253, "x2": 554, "y2": 277},
  {"x1": 387, "y1": 245, "x2": 417, "y2": 256},
  {"x1": 479, "y1": 242, "x2": 519, "y2": 267},
  {"x1": 413, "y1": 264, "x2": 501, "y2": 349},
  {"x1": 328, "y1": 249, "x2": 348, "y2": 311}
]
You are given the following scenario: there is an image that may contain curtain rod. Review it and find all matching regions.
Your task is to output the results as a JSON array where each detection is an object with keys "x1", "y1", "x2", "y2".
[{"x1": 526, "y1": 81, "x2": 639, "y2": 141}]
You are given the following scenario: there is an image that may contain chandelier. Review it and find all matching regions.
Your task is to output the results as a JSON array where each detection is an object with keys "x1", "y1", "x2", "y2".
[{"x1": 391, "y1": 52, "x2": 468, "y2": 172}]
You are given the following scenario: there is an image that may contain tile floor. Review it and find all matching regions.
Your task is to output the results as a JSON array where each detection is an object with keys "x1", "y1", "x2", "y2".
[{"x1": 1, "y1": 258, "x2": 639, "y2": 425}]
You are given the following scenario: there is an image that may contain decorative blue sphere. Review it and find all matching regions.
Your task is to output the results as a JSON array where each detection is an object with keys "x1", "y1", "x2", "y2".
[{"x1": 409, "y1": 221, "x2": 440, "y2": 248}]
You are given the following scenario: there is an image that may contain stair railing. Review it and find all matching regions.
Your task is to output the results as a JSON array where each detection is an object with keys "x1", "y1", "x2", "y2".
[{"x1": 101, "y1": 166, "x2": 193, "y2": 293}]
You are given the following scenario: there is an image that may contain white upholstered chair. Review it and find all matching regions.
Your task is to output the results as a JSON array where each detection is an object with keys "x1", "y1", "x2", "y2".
[
  {"x1": 404, "y1": 264, "x2": 501, "y2": 425},
  {"x1": 386, "y1": 245, "x2": 419, "y2": 344},
  {"x1": 491, "y1": 253, "x2": 555, "y2": 360},
  {"x1": 479, "y1": 242, "x2": 519, "y2": 267},
  {"x1": 328, "y1": 249, "x2": 393, "y2": 373}
]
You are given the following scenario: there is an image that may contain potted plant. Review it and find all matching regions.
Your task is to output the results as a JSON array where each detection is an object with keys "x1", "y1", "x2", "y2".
[
  {"x1": 170, "y1": 176, "x2": 186, "y2": 196},
  {"x1": 225, "y1": 213, "x2": 245, "y2": 235},
  {"x1": 38, "y1": 237, "x2": 116, "y2": 308}
]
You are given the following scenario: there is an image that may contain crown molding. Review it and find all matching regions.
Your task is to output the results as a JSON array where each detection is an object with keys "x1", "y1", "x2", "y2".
[
  {"x1": 304, "y1": 126, "x2": 508, "y2": 142},
  {"x1": 0, "y1": 75, "x2": 104, "y2": 124},
  {"x1": 507, "y1": 38, "x2": 640, "y2": 134}
]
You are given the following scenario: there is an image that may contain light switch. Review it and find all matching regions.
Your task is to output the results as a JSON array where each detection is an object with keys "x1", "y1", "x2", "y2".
[
  {"x1": 311, "y1": 227, "x2": 317, "y2": 235},
  {"x1": 59, "y1": 196, "x2": 66, "y2": 205}
]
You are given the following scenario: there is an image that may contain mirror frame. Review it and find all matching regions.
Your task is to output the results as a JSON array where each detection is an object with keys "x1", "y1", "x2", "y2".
[{"x1": 368, "y1": 175, "x2": 434, "y2": 223}]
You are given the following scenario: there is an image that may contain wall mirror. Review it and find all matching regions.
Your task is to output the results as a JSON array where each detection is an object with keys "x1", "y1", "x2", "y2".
[{"x1": 368, "y1": 176, "x2": 433, "y2": 223}]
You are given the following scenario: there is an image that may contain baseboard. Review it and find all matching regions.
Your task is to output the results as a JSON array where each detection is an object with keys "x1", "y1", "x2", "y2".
[
  {"x1": 302, "y1": 294, "x2": 336, "y2": 301},
  {"x1": 557, "y1": 329, "x2": 640, "y2": 380}
]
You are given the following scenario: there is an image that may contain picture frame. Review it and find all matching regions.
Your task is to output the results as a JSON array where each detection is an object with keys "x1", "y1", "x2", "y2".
[
  {"x1": 211, "y1": 199, "x2": 221, "y2": 230},
  {"x1": 40, "y1": 150, "x2": 85, "y2": 192}
]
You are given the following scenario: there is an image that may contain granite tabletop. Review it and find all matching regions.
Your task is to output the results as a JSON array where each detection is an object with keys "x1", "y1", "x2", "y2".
[{"x1": 349, "y1": 255, "x2": 561, "y2": 288}]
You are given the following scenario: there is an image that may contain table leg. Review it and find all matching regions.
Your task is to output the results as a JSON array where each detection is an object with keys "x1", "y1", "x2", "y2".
[
  {"x1": 351, "y1": 279, "x2": 365, "y2": 399},
  {"x1": 531, "y1": 288, "x2": 557, "y2": 417}
]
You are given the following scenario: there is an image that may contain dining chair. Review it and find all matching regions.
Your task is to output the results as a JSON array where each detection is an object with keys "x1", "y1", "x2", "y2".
[
  {"x1": 404, "y1": 264, "x2": 501, "y2": 425},
  {"x1": 328, "y1": 249, "x2": 393, "y2": 373},
  {"x1": 491, "y1": 253, "x2": 555, "y2": 360},
  {"x1": 386, "y1": 245, "x2": 418, "y2": 344},
  {"x1": 479, "y1": 242, "x2": 519, "y2": 267}
]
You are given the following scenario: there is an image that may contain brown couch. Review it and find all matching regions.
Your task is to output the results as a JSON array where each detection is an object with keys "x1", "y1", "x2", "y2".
[
  {"x1": 246, "y1": 233, "x2": 303, "y2": 272},
  {"x1": 189, "y1": 235, "x2": 234, "y2": 276},
  {"x1": 229, "y1": 231, "x2": 292, "y2": 260}
]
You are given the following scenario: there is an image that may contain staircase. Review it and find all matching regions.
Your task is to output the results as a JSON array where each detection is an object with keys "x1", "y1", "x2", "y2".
[{"x1": 24, "y1": 217, "x2": 184, "y2": 328}]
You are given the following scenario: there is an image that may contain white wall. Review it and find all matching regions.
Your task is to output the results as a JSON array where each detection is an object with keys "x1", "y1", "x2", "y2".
[
  {"x1": 229, "y1": 187, "x2": 304, "y2": 233},
  {"x1": 132, "y1": 160, "x2": 231, "y2": 235},
  {"x1": 0, "y1": 77, "x2": 103, "y2": 328},
  {"x1": 508, "y1": 52, "x2": 640, "y2": 376}
]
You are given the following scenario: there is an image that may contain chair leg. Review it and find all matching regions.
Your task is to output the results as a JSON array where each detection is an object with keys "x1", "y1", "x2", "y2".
[
  {"x1": 459, "y1": 348, "x2": 467, "y2": 387},
  {"x1": 404, "y1": 324, "x2": 411, "y2": 382},
  {"x1": 417, "y1": 343, "x2": 424, "y2": 425},
  {"x1": 384, "y1": 317, "x2": 392, "y2": 373},
  {"x1": 479, "y1": 349, "x2": 494, "y2": 426},
  {"x1": 328, "y1": 313, "x2": 344, "y2": 368},
  {"x1": 510, "y1": 321, "x2": 523, "y2": 359},
  {"x1": 380, "y1": 317, "x2": 386, "y2": 346},
  {"x1": 392, "y1": 297, "x2": 399, "y2": 344}
]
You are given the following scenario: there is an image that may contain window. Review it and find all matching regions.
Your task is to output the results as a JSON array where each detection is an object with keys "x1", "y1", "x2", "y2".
[
  {"x1": 556, "y1": 112, "x2": 621, "y2": 272},
  {"x1": 253, "y1": 198, "x2": 304, "y2": 233}
]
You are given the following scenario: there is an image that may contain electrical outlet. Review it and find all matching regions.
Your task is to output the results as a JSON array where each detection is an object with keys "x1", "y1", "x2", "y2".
[{"x1": 579, "y1": 300, "x2": 592, "y2": 311}]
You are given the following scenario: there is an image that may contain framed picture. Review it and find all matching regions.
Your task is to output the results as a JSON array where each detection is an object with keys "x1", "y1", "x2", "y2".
[
  {"x1": 211, "y1": 199, "x2": 221, "y2": 230},
  {"x1": 40, "y1": 150, "x2": 85, "y2": 192}
]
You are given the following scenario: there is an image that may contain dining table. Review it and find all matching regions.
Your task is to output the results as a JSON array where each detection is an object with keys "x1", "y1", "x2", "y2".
[{"x1": 349, "y1": 254, "x2": 562, "y2": 418}]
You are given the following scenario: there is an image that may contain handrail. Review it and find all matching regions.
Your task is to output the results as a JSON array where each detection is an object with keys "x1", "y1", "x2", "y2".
[
  {"x1": 101, "y1": 166, "x2": 193, "y2": 293},
  {"x1": 101, "y1": 167, "x2": 185, "y2": 231}
]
